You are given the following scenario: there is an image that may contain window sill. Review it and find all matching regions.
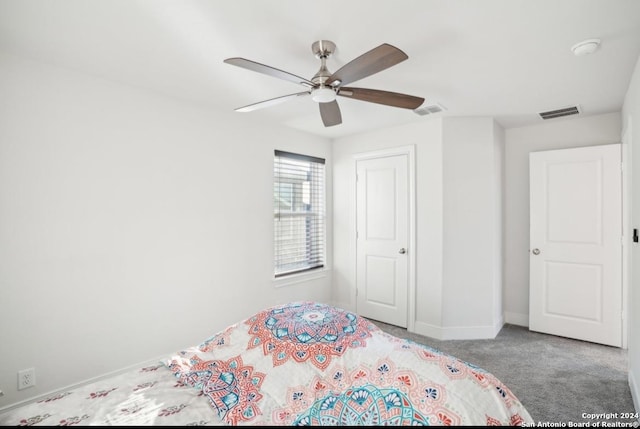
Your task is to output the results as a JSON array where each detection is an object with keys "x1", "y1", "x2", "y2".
[{"x1": 273, "y1": 268, "x2": 330, "y2": 288}]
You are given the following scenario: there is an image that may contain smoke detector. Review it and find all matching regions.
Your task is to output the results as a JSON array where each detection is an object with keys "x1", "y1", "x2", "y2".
[{"x1": 571, "y1": 39, "x2": 600, "y2": 56}]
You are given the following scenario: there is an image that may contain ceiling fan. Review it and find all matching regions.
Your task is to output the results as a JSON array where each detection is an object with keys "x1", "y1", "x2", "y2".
[{"x1": 223, "y1": 40, "x2": 425, "y2": 127}]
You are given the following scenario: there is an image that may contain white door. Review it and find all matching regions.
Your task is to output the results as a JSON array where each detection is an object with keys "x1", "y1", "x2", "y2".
[
  {"x1": 529, "y1": 144, "x2": 622, "y2": 347},
  {"x1": 356, "y1": 153, "x2": 409, "y2": 327}
]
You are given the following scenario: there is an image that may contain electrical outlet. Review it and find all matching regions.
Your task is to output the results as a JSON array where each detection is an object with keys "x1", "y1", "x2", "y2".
[{"x1": 18, "y1": 368, "x2": 36, "y2": 390}]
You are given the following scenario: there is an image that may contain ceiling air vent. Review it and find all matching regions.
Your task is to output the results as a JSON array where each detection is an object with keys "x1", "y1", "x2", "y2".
[
  {"x1": 414, "y1": 103, "x2": 447, "y2": 116},
  {"x1": 538, "y1": 105, "x2": 581, "y2": 120}
]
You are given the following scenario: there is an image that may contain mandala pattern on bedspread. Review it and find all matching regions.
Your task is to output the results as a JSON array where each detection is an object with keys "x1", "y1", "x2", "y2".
[
  {"x1": 272, "y1": 358, "x2": 460, "y2": 426},
  {"x1": 165, "y1": 302, "x2": 531, "y2": 426},
  {"x1": 407, "y1": 339, "x2": 522, "y2": 410},
  {"x1": 292, "y1": 384, "x2": 430, "y2": 426},
  {"x1": 167, "y1": 354, "x2": 265, "y2": 425},
  {"x1": 198, "y1": 324, "x2": 235, "y2": 352},
  {"x1": 245, "y1": 301, "x2": 373, "y2": 370}
]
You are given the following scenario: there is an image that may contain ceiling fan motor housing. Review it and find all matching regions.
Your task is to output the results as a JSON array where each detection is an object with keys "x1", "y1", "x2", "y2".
[
  {"x1": 311, "y1": 40, "x2": 338, "y2": 101},
  {"x1": 312, "y1": 40, "x2": 337, "y2": 86}
]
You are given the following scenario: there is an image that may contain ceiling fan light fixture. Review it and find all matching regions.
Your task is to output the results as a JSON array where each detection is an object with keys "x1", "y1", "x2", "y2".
[{"x1": 311, "y1": 87, "x2": 337, "y2": 103}]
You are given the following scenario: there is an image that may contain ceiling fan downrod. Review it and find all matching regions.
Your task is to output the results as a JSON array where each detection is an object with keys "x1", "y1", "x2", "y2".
[{"x1": 311, "y1": 40, "x2": 338, "y2": 102}]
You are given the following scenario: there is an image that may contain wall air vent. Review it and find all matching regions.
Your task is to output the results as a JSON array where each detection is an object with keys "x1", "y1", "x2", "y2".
[
  {"x1": 414, "y1": 103, "x2": 447, "y2": 116},
  {"x1": 538, "y1": 105, "x2": 581, "y2": 120}
]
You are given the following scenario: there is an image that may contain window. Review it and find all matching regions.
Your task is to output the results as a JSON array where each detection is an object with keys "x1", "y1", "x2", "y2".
[{"x1": 273, "y1": 150, "x2": 325, "y2": 277}]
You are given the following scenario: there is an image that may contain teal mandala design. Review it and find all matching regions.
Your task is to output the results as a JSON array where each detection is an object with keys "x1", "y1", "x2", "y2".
[{"x1": 293, "y1": 383, "x2": 429, "y2": 426}]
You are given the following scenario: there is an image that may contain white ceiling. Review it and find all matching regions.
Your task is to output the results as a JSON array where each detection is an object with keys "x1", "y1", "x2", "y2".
[{"x1": 1, "y1": 0, "x2": 640, "y2": 139}]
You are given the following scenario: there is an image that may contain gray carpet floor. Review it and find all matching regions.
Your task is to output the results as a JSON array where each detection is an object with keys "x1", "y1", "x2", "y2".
[{"x1": 370, "y1": 320, "x2": 637, "y2": 426}]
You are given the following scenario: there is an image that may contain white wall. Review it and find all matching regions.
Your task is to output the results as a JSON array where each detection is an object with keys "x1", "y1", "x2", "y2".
[
  {"x1": 503, "y1": 112, "x2": 622, "y2": 326},
  {"x1": 332, "y1": 117, "x2": 503, "y2": 339},
  {"x1": 622, "y1": 54, "x2": 640, "y2": 414},
  {"x1": 495, "y1": 122, "x2": 506, "y2": 329},
  {"x1": 0, "y1": 53, "x2": 333, "y2": 408},
  {"x1": 440, "y1": 118, "x2": 504, "y2": 335}
]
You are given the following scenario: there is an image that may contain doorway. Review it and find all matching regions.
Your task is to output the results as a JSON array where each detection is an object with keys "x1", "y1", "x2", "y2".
[
  {"x1": 529, "y1": 144, "x2": 622, "y2": 347},
  {"x1": 354, "y1": 146, "x2": 415, "y2": 328}
]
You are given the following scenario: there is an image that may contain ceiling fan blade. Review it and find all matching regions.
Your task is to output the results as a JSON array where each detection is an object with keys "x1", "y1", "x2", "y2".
[
  {"x1": 338, "y1": 87, "x2": 424, "y2": 109},
  {"x1": 325, "y1": 44, "x2": 408, "y2": 87},
  {"x1": 235, "y1": 91, "x2": 309, "y2": 112},
  {"x1": 224, "y1": 58, "x2": 315, "y2": 88},
  {"x1": 319, "y1": 100, "x2": 342, "y2": 127}
]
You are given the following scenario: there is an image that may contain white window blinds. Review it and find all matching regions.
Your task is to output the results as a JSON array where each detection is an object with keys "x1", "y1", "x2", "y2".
[{"x1": 273, "y1": 150, "x2": 325, "y2": 277}]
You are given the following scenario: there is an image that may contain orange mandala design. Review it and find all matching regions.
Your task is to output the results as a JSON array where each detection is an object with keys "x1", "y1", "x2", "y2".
[{"x1": 245, "y1": 302, "x2": 373, "y2": 370}]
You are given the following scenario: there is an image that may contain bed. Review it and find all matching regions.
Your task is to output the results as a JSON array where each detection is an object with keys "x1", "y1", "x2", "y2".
[{"x1": 0, "y1": 301, "x2": 534, "y2": 426}]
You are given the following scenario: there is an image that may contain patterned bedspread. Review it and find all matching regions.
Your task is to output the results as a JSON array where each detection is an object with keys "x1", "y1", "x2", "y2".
[
  {"x1": 0, "y1": 363, "x2": 221, "y2": 426},
  {"x1": 0, "y1": 301, "x2": 534, "y2": 426}
]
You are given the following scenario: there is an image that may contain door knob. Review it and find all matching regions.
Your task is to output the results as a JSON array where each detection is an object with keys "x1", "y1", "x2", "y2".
[
  {"x1": 399, "y1": 248, "x2": 406, "y2": 254},
  {"x1": 532, "y1": 248, "x2": 540, "y2": 255}
]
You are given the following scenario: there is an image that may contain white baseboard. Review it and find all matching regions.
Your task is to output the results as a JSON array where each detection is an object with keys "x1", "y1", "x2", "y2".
[
  {"x1": 630, "y1": 368, "x2": 640, "y2": 415},
  {"x1": 504, "y1": 311, "x2": 529, "y2": 327},
  {"x1": 493, "y1": 314, "x2": 505, "y2": 337},
  {"x1": 412, "y1": 320, "x2": 445, "y2": 339},
  {"x1": 0, "y1": 354, "x2": 169, "y2": 414},
  {"x1": 412, "y1": 317, "x2": 504, "y2": 340}
]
